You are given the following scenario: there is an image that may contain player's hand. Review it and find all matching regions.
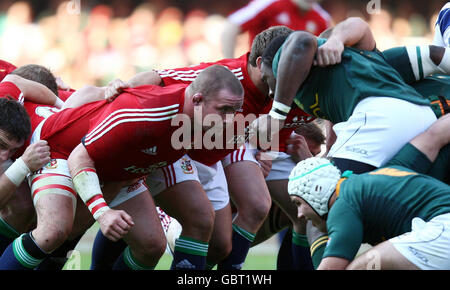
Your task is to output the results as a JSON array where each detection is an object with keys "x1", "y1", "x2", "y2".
[
  {"x1": 21, "y1": 140, "x2": 51, "y2": 172},
  {"x1": 105, "y1": 79, "x2": 130, "y2": 102},
  {"x1": 314, "y1": 37, "x2": 344, "y2": 67},
  {"x1": 248, "y1": 114, "x2": 284, "y2": 149},
  {"x1": 97, "y1": 209, "x2": 135, "y2": 241},
  {"x1": 255, "y1": 151, "x2": 272, "y2": 178},
  {"x1": 286, "y1": 134, "x2": 313, "y2": 161},
  {"x1": 55, "y1": 77, "x2": 71, "y2": 91}
]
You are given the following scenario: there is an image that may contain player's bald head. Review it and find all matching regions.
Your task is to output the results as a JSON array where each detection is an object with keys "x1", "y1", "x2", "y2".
[{"x1": 190, "y1": 65, "x2": 244, "y2": 101}]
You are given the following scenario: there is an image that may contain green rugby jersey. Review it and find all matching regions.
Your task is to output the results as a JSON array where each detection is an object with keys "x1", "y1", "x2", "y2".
[
  {"x1": 323, "y1": 166, "x2": 450, "y2": 261},
  {"x1": 272, "y1": 38, "x2": 430, "y2": 124}
]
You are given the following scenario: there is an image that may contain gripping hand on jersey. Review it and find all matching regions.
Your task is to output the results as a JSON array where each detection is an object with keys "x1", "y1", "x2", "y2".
[
  {"x1": 21, "y1": 140, "x2": 51, "y2": 172},
  {"x1": 105, "y1": 79, "x2": 130, "y2": 102},
  {"x1": 314, "y1": 37, "x2": 344, "y2": 67}
]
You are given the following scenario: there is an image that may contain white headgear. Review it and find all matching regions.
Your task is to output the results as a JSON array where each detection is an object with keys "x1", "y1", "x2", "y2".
[{"x1": 288, "y1": 157, "x2": 341, "y2": 216}]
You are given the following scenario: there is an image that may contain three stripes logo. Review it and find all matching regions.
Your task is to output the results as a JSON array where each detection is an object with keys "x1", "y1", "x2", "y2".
[{"x1": 83, "y1": 104, "x2": 179, "y2": 146}]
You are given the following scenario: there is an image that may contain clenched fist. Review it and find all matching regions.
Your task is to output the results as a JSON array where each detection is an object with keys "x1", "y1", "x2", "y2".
[
  {"x1": 97, "y1": 208, "x2": 135, "y2": 241},
  {"x1": 21, "y1": 140, "x2": 51, "y2": 172}
]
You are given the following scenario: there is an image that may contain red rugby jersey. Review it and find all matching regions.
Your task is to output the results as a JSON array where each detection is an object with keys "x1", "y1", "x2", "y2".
[
  {"x1": 156, "y1": 53, "x2": 314, "y2": 165},
  {"x1": 0, "y1": 60, "x2": 17, "y2": 81},
  {"x1": 228, "y1": 0, "x2": 331, "y2": 45},
  {"x1": 40, "y1": 84, "x2": 187, "y2": 181},
  {"x1": 0, "y1": 81, "x2": 61, "y2": 157}
]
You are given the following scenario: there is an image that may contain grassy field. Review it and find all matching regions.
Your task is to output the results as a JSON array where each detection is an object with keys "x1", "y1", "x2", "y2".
[{"x1": 63, "y1": 223, "x2": 280, "y2": 270}]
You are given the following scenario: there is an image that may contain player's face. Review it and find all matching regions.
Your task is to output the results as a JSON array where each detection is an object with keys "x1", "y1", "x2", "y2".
[
  {"x1": 0, "y1": 129, "x2": 23, "y2": 164},
  {"x1": 201, "y1": 89, "x2": 243, "y2": 131},
  {"x1": 290, "y1": 195, "x2": 327, "y2": 232},
  {"x1": 260, "y1": 62, "x2": 276, "y2": 99}
]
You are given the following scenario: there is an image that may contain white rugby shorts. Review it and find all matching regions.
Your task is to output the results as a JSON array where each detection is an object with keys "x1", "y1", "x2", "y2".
[
  {"x1": 390, "y1": 213, "x2": 450, "y2": 270},
  {"x1": 327, "y1": 97, "x2": 436, "y2": 168},
  {"x1": 146, "y1": 155, "x2": 229, "y2": 211}
]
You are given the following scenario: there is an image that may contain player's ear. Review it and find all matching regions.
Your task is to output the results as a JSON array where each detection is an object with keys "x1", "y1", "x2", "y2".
[
  {"x1": 192, "y1": 93, "x2": 203, "y2": 105},
  {"x1": 256, "y1": 56, "x2": 263, "y2": 70}
]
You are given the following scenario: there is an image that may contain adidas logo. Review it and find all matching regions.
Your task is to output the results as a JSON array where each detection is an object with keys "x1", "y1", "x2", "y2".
[
  {"x1": 175, "y1": 259, "x2": 196, "y2": 269},
  {"x1": 141, "y1": 146, "x2": 157, "y2": 155},
  {"x1": 232, "y1": 262, "x2": 244, "y2": 270}
]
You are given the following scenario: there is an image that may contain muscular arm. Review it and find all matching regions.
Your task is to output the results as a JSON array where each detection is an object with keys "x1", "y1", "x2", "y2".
[
  {"x1": 3, "y1": 74, "x2": 63, "y2": 108},
  {"x1": 62, "y1": 85, "x2": 107, "y2": 109},
  {"x1": 273, "y1": 31, "x2": 317, "y2": 108},
  {"x1": 221, "y1": 21, "x2": 242, "y2": 59},
  {"x1": 315, "y1": 17, "x2": 376, "y2": 67},
  {"x1": 68, "y1": 144, "x2": 134, "y2": 241},
  {"x1": 326, "y1": 17, "x2": 376, "y2": 51},
  {"x1": 127, "y1": 70, "x2": 163, "y2": 87}
]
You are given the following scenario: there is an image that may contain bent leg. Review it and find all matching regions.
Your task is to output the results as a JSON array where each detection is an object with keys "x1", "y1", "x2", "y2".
[{"x1": 347, "y1": 241, "x2": 419, "y2": 270}]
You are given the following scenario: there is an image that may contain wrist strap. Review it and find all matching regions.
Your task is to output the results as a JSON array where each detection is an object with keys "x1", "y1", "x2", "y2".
[
  {"x1": 269, "y1": 100, "x2": 290, "y2": 120},
  {"x1": 72, "y1": 168, "x2": 109, "y2": 220},
  {"x1": 4, "y1": 158, "x2": 31, "y2": 187}
]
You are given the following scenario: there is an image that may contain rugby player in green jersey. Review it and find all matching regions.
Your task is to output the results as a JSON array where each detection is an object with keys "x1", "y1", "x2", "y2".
[
  {"x1": 287, "y1": 113, "x2": 450, "y2": 270},
  {"x1": 253, "y1": 17, "x2": 448, "y2": 174}
]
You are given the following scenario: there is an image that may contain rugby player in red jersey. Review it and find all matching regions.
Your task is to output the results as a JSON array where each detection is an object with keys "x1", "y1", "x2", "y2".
[
  {"x1": 222, "y1": 0, "x2": 331, "y2": 58},
  {"x1": 0, "y1": 65, "x2": 244, "y2": 270},
  {"x1": 89, "y1": 26, "x2": 317, "y2": 270}
]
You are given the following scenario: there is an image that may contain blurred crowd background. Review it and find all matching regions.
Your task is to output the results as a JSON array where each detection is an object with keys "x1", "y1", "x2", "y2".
[{"x1": 0, "y1": 0, "x2": 447, "y2": 89}]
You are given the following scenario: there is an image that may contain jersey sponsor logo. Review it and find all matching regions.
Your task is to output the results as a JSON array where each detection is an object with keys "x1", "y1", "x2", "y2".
[
  {"x1": 283, "y1": 115, "x2": 314, "y2": 128},
  {"x1": 369, "y1": 168, "x2": 418, "y2": 177},
  {"x1": 35, "y1": 106, "x2": 60, "y2": 119},
  {"x1": 141, "y1": 146, "x2": 157, "y2": 155},
  {"x1": 309, "y1": 93, "x2": 326, "y2": 119},
  {"x1": 124, "y1": 161, "x2": 168, "y2": 175},
  {"x1": 345, "y1": 146, "x2": 368, "y2": 156}
]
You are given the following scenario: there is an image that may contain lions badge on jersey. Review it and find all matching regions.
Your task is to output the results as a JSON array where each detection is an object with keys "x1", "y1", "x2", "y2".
[
  {"x1": 180, "y1": 157, "x2": 194, "y2": 174},
  {"x1": 45, "y1": 159, "x2": 58, "y2": 170}
]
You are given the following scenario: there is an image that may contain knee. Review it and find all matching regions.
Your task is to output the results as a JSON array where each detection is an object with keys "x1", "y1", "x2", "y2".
[
  {"x1": 238, "y1": 194, "x2": 272, "y2": 224},
  {"x1": 180, "y1": 206, "x2": 215, "y2": 240},
  {"x1": 133, "y1": 234, "x2": 167, "y2": 261},
  {"x1": 34, "y1": 223, "x2": 72, "y2": 252}
]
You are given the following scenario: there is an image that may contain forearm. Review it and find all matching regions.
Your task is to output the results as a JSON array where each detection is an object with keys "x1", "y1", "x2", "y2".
[
  {"x1": 221, "y1": 22, "x2": 241, "y2": 59},
  {"x1": 62, "y1": 85, "x2": 106, "y2": 109},
  {"x1": 0, "y1": 158, "x2": 32, "y2": 208},
  {"x1": 0, "y1": 174, "x2": 20, "y2": 209},
  {"x1": 328, "y1": 17, "x2": 376, "y2": 51},
  {"x1": 68, "y1": 144, "x2": 109, "y2": 220},
  {"x1": 127, "y1": 70, "x2": 163, "y2": 87},
  {"x1": 3, "y1": 74, "x2": 62, "y2": 108}
]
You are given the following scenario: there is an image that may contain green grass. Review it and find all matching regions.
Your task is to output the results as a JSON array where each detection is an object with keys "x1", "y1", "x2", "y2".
[
  {"x1": 62, "y1": 223, "x2": 279, "y2": 270},
  {"x1": 63, "y1": 250, "x2": 278, "y2": 270}
]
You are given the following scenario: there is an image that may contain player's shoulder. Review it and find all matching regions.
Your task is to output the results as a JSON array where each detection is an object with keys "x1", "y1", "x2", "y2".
[
  {"x1": 0, "y1": 80, "x2": 23, "y2": 102},
  {"x1": 125, "y1": 83, "x2": 185, "y2": 110},
  {"x1": 437, "y1": 3, "x2": 450, "y2": 25}
]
